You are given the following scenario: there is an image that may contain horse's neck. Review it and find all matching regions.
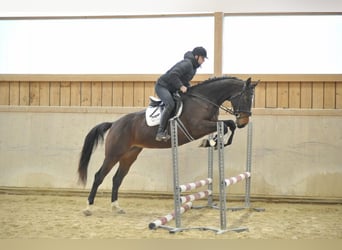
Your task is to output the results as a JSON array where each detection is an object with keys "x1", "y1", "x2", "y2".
[{"x1": 193, "y1": 80, "x2": 242, "y2": 105}]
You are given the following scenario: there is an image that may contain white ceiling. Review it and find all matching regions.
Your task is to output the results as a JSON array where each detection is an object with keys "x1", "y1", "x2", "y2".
[{"x1": 1, "y1": 0, "x2": 341, "y2": 17}]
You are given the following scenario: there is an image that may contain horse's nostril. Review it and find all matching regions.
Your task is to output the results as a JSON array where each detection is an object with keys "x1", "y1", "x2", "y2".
[{"x1": 237, "y1": 123, "x2": 246, "y2": 128}]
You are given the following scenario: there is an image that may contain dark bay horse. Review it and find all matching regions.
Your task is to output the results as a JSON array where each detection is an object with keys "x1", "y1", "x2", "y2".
[{"x1": 78, "y1": 76, "x2": 258, "y2": 215}]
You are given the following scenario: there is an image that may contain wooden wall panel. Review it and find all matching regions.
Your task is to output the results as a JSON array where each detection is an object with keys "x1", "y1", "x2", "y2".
[
  {"x1": 254, "y1": 81, "x2": 266, "y2": 108},
  {"x1": 60, "y1": 82, "x2": 71, "y2": 106},
  {"x1": 336, "y1": 82, "x2": 342, "y2": 109},
  {"x1": 277, "y1": 82, "x2": 289, "y2": 108},
  {"x1": 324, "y1": 82, "x2": 336, "y2": 109},
  {"x1": 29, "y1": 82, "x2": 40, "y2": 106},
  {"x1": 144, "y1": 82, "x2": 155, "y2": 106},
  {"x1": 0, "y1": 78, "x2": 341, "y2": 110},
  {"x1": 102, "y1": 82, "x2": 113, "y2": 106},
  {"x1": 300, "y1": 82, "x2": 312, "y2": 108},
  {"x1": 0, "y1": 81, "x2": 9, "y2": 105},
  {"x1": 50, "y1": 82, "x2": 60, "y2": 106},
  {"x1": 265, "y1": 82, "x2": 277, "y2": 108},
  {"x1": 289, "y1": 82, "x2": 300, "y2": 108},
  {"x1": 312, "y1": 82, "x2": 324, "y2": 109},
  {"x1": 123, "y1": 82, "x2": 134, "y2": 106},
  {"x1": 81, "y1": 82, "x2": 91, "y2": 106},
  {"x1": 9, "y1": 82, "x2": 20, "y2": 105},
  {"x1": 19, "y1": 82, "x2": 30, "y2": 105},
  {"x1": 91, "y1": 82, "x2": 102, "y2": 106},
  {"x1": 113, "y1": 82, "x2": 123, "y2": 106},
  {"x1": 133, "y1": 82, "x2": 145, "y2": 107},
  {"x1": 40, "y1": 82, "x2": 50, "y2": 106},
  {"x1": 70, "y1": 82, "x2": 81, "y2": 106}
]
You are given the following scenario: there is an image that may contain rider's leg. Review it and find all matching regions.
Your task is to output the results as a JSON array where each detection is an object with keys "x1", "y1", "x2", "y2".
[
  {"x1": 156, "y1": 106, "x2": 173, "y2": 141},
  {"x1": 155, "y1": 85, "x2": 175, "y2": 141}
]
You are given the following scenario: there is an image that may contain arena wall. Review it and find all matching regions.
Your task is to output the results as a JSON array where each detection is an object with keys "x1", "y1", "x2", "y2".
[
  {"x1": 0, "y1": 103, "x2": 341, "y2": 200},
  {"x1": 1, "y1": 74, "x2": 341, "y2": 109}
]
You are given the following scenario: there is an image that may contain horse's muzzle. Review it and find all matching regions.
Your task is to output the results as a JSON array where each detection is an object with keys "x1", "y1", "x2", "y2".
[
  {"x1": 236, "y1": 114, "x2": 249, "y2": 128},
  {"x1": 237, "y1": 123, "x2": 247, "y2": 128}
]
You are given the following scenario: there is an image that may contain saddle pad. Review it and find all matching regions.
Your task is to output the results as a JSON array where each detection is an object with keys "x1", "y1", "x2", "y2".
[
  {"x1": 145, "y1": 102, "x2": 183, "y2": 127},
  {"x1": 145, "y1": 106, "x2": 162, "y2": 126}
]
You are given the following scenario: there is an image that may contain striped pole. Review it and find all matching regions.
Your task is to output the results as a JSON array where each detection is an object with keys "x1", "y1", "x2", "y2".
[
  {"x1": 148, "y1": 202, "x2": 193, "y2": 230},
  {"x1": 180, "y1": 190, "x2": 212, "y2": 204},
  {"x1": 179, "y1": 178, "x2": 212, "y2": 192},
  {"x1": 225, "y1": 172, "x2": 251, "y2": 187}
]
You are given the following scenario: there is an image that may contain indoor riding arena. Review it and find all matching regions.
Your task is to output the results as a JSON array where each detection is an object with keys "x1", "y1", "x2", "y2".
[{"x1": 1, "y1": 1, "x2": 342, "y2": 240}]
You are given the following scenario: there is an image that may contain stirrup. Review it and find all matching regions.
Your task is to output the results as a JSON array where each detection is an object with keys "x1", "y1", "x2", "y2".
[{"x1": 155, "y1": 131, "x2": 170, "y2": 142}]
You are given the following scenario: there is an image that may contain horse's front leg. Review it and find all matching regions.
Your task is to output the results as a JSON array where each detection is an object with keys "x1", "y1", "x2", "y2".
[{"x1": 199, "y1": 120, "x2": 236, "y2": 148}]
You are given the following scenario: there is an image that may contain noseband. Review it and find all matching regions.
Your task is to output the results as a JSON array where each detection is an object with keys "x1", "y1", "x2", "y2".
[{"x1": 229, "y1": 83, "x2": 252, "y2": 117}]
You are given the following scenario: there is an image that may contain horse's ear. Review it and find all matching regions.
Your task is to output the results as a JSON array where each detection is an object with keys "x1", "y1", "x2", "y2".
[
  {"x1": 252, "y1": 80, "x2": 260, "y2": 87},
  {"x1": 246, "y1": 77, "x2": 252, "y2": 86}
]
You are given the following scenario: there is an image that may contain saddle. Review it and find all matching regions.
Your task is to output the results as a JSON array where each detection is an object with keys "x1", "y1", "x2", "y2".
[
  {"x1": 145, "y1": 93, "x2": 183, "y2": 127},
  {"x1": 148, "y1": 96, "x2": 163, "y2": 107}
]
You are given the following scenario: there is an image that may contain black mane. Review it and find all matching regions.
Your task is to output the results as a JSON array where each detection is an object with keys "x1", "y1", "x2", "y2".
[
  {"x1": 189, "y1": 76, "x2": 241, "y2": 92},
  {"x1": 201, "y1": 76, "x2": 239, "y2": 85}
]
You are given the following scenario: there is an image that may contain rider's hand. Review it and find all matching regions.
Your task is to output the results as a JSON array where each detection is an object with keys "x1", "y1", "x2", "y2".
[{"x1": 180, "y1": 85, "x2": 187, "y2": 93}]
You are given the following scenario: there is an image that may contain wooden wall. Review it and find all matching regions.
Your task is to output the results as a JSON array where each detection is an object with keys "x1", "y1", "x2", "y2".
[
  {"x1": 0, "y1": 81, "x2": 156, "y2": 107},
  {"x1": 0, "y1": 75, "x2": 341, "y2": 109},
  {"x1": 255, "y1": 81, "x2": 342, "y2": 109}
]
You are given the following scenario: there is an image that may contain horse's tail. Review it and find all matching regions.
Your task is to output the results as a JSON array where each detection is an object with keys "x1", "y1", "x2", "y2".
[{"x1": 78, "y1": 122, "x2": 113, "y2": 186}]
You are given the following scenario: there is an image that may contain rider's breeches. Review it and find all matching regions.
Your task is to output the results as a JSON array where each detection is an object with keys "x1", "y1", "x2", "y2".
[{"x1": 155, "y1": 85, "x2": 175, "y2": 131}]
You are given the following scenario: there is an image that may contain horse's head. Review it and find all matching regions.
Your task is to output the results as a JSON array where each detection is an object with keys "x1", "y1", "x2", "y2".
[{"x1": 230, "y1": 78, "x2": 258, "y2": 128}]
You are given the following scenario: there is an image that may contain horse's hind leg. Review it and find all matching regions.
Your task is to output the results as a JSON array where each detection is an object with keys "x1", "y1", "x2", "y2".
[
  {"x1": 83, "y1": 157, "x2": 119, "y2": 216},
  {"x1": 111, "y1": 146, "x2": 143, "y2": 214}
]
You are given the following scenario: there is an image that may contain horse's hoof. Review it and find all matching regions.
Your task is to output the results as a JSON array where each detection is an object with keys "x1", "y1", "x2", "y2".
[
  {"x1": 112, "y1": 206, "x2": 126, "y2": 214},
  {"x1": 111, "y1": 201, "x2": 125, "y2": 214},
  {"x1": 209, "y1": 139, "x2": 216, "y2": 147},
  {"x1": 83, "y1": 209, "x2": 92, "y2": 216},
  {"x1": 199, "y1": 139, "x2": 209, "y2": 147},
  {"x1": 117, "y1": 209, "x2": 126, "y2": 214}
]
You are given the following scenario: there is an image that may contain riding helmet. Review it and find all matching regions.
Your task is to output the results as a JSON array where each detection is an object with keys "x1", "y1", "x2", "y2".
[{"x1": 192, "y1": 46, "x2": 208, "y2": 58}]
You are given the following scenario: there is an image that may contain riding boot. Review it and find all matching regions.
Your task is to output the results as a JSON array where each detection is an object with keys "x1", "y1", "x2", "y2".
[
  {"x1": 155, "y1": 107, "x2": 172, "y2": 141},
  {"x1": 155, "y1": 127, "x2": 170, "y2": 142}
]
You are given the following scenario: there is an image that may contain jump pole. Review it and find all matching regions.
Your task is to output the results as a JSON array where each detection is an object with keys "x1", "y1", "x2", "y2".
[
  {"x1": 216, "y1": 121, "x2": 250, "y2": 234},
  {"x1": 245, "y1": 121, "x2": 253, "y2": 208},
  {"x1": 224, "y1": 121, "x2": 264, "y2": 213},
  {"x1": 170, "y1": 118, "x2": 181, "y2": 229},
  {"x1": 207, "y1": 133, "x2": 214, "y2": 207},
  {"x1": 244, "y1": 122, "x2": 265, "y2": 212},
  {"x1": 150, "y1": 118, "x2": 219, "y2": 233},
  {"x1": 149, "y1": 119, "x2": 261, "y2": 233},
  {"x1": 217, "y1": 121, "x2": 227, "y2": 231}
]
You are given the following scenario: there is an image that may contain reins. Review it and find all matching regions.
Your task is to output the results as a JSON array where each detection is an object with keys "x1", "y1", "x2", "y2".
[
  {"x1": 171, "y1": 79, "x2": 249, "y2": 143},
  {"x1": 186, "y1": 82, "x2": 251, "y2": 116},
  {"x1": 186, "y1": 92, "x2": 235, "y2": 115}
]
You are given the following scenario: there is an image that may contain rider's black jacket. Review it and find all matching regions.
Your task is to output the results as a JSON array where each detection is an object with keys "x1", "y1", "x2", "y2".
[{"x1": 157, "y1": 51, "x2": 200, "y2": 92}]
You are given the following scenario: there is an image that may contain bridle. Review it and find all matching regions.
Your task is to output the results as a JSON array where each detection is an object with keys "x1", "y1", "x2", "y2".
[
  {"x1": 187, "y1": 82, "x2": 252, "y2": 117},
  {"x1": 175, "y1": 81, "x2": 253, "y2": 143},
  {"x1": 174, "y1": 83, "x2": 251, "y2": 143},
  {"x1": 229, "y1": 83, "x2": 252, "y2": 117}
]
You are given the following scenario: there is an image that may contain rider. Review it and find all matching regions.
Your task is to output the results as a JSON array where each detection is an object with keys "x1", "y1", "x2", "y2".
[{"x1": 155, "y1": 46, "x2": 207, "y2": 141}]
